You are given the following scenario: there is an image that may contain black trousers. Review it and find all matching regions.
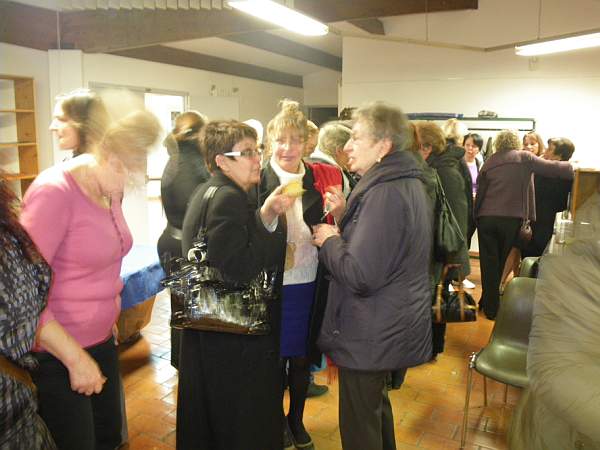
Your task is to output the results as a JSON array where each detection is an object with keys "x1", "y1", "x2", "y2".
[
  {"x1": 31, "y1": 338, "x2": 122, "y2": 450},
  {"x1": 339, "y1": 367, "x2": 396, "y2": 450},
  {"x1": 176, "y1": 329, "x2": 282, "y2": 450},
  {"x1": 477, "y1": 216, "x2": 521, "y2": 319}
]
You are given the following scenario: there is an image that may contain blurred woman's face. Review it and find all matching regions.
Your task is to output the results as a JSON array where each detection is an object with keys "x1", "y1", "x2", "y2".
[
  {"x1": 523, "y1": 135, "x2": 540, "y2": 155},
  {"x1": 464, "y1": 137, "x2": 480, "y2": 162},
  {"x1": 221, "y1": 137, "x2": 261, "y2": 191},
  {"x1": 49, "y1": 101, "x2": 80, "y2": 151},
  {"x1": 272, "y1": 128, "x2": 304, "y2": 173}
]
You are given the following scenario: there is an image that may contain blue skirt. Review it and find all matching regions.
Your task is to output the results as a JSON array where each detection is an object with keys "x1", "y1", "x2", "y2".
[{"x1": 280, "y1": 282, "x2": 316, "y2": 358}]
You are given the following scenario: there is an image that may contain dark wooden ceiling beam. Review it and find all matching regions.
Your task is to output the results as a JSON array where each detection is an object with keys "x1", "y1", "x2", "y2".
[
  {"x1": 0, "y1": 1, "x2": 58, "y2": 51},
  {"x1": 222, "y1": 31, "x2": 342, "y2": 71},
  {"x1": 347, "y1": 19, "x2": 385, "y2": 35},
  {"x1": 58, "y1": 9, "x2": 273, "y2": 53},
  {"x1": 295, "y1": 0, "x2": 478, "y2": 22},
  {"x1": 110, "y1": 45, "x2": 303, "y2": 88}
]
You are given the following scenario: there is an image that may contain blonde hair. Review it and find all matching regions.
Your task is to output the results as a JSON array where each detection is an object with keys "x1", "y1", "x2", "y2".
[
  {"x1": 318, "y1": 122, "x2": 351, "y2": 158},
  {"x1": 441, "y1": 118, "x2": 468, "y2": 145},
  {"x1": 99, "y1": 111, "x2": 161, "y2": 172},
  {"x1": 494, "y1": 129, "x2": 521, "y2": 153},
  {"x1": 415, "y1": 121, "x2": 446, "y2": 155},
  {"x1": 266, "y1": 99, "x2": 308, "y2": 143},
  {"x1": 57, "y1": 89, "x2": 110, "y2": 156},
  {"x1": 307, "y1": 120, "x2": 319, "y2": 138}
]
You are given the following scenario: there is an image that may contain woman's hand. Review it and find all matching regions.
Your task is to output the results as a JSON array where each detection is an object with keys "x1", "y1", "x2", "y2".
[
  {"x1": 324, "y1": 185, "x2": 345, "y2": 223},
  {"x1": 65, "y1": 348, "x2": 107, "y2": 396},
  {"x1": 260, "y1": 185, "x2": 295, "y2": 225},
  {"x1": 312, "y1": 223, "x2": 340, "y2": 247}
]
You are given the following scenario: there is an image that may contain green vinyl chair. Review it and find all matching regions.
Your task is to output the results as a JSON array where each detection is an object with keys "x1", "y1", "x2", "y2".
[
  {"x1": 460, "y1": 277, "x2": 536, "y2": 449},
  {"x1": 519, "y1": 256, "x2": 540, "y2": 278}
]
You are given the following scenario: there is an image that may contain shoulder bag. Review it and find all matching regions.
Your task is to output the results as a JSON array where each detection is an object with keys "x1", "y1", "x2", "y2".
[
  {"x1": 433, "y1": 171, "x2": 466, "y2": 263},
  {"x1": 162, "y1": 186, "x2": 277, "y2": 335}
]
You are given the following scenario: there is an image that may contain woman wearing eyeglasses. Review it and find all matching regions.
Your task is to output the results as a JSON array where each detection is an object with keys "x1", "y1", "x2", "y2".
[
  {"x1": 178, "y1": 120, "x2": 294, "y2": 450},
  {"x1": 259, "y1": 100, "x2": 342, "y2": 450}
]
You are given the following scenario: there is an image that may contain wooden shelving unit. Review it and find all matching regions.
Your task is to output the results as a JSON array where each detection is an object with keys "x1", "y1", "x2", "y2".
[
  {"x1": 571, "y1": 168, "x2": 600, "y2": 220},
  {"x1": 0, "y1": 74, "x2": 39, "y2": 195}
]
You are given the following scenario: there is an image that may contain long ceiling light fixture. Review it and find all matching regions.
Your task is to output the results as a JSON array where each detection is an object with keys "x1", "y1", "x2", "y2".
[
  {"x1": 228, "y1": 0, "x2": 329, "y2": 36},
  {"x1": 515, "y1": 32, "x2": 600, "y2": 56}
]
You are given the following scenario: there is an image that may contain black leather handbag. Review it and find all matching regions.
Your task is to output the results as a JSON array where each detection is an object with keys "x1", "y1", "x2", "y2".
[
  {"x1": 162, "y1": 186, "x2": 277, "y2": 335},
  {"x1": 432, "y1": 266, "x2": 477, "y2": 324},
  {"x1": 433, "y1": 172, "x2": 466, "y2": 263}
]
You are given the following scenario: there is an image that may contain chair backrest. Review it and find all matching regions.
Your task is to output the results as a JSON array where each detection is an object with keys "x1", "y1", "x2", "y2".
[
  {"x1": 490, "y1": 277, "x2": 536, "y2": 350},
  {"x1": 519, "y1": 257, "x2": 540, "y2": 278}
]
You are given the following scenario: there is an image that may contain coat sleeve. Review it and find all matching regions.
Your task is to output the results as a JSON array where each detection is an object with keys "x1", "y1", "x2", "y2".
[
  {"x1": 526, "y1": 153, "x2": 573, "y2": 180},
  {"x1": 319, "y1": 185, "x2": 408, "y2": 297},
  {"x1": 204, "y1": 186, "x2": 282, "y2": 284}
]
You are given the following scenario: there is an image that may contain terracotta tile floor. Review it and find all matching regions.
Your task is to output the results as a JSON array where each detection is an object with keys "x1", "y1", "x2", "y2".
[{"x1": 119, "y1": 258, "x2": 518, "y2": 450}]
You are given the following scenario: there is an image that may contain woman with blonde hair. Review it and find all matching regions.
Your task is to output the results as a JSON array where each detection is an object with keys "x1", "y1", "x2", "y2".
[
  {"x1": 20, "y1": 98, "x2": 160, "y2": 449},
  {"x1": 474, "y1": 130, "x2": 573, "y2": 320},
  {"x1": 260, "y1": 99, "x2": 341, "y2": 449}
]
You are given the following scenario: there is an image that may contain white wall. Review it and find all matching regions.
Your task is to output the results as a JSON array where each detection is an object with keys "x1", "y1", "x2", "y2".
[
  {"x1": 83, "y1": 53, "x2": 303, "y2": 128},
  {"x1": 303, "y1": 69, "x2": 340, "y2": 106},
  {"x1": 0, "y1": 43, "x2": 53, "y2": 170},
  {"x1": 341, "y1": 37, "x2": 600, "y2": 166}
]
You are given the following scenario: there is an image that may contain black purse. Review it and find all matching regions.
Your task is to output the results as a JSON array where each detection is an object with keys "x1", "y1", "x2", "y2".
[
  {"x1": 162, "y1": 186, "x2": 277, "y2": 335},
  {"x1": 433, "y1": 172, "x2": 466, "y2": 263},
  {"x1": 432, "y1": 266, "x2": 477, "y2": 323}
]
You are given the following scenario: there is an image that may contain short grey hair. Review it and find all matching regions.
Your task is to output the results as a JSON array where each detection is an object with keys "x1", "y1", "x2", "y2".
[
  {"x1": 353, "y1": 102, "x2": 412, "y2": 152},
  {"x1": 318, "y1": 122, "x2": 351, "y2": 158}
]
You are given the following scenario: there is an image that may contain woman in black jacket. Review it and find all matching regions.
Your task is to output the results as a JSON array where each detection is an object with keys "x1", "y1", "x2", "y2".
[
  {"x1": 415, "y1": 121, "x2": 470, "y2": 358},
  {"x1": 178, "y1": 120, "x2": 293, "y2": 450},
  {"x1": 157, "y1": 111, "x2": 208, "y2": 368}
]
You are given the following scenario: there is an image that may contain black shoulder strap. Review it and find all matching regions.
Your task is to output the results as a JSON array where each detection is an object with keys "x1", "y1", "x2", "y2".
[{"x1": 196, "y1": 185, "x2": 220, "y2": 239}]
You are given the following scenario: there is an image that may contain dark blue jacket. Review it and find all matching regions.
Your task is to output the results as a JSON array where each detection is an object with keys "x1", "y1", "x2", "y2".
[{"x1": 317, "y1": 150, "x2": 433, "y2": 371}]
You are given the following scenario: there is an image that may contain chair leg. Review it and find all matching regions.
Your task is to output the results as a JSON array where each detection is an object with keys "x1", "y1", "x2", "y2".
[
  {"x1": 461, "y1": 353, "x2": 477, "y2": 449},
  {"x1": 503, "y1": 384, "x2": 508, "y2": 404},
  {"x1": 483, "y1": 375, "x2": 488, "y2": 406}
]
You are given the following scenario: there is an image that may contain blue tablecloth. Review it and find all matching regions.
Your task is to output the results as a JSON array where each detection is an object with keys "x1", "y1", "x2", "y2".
[{"x1": 120, "y1": 245, "x2": 165, "y2": 310}]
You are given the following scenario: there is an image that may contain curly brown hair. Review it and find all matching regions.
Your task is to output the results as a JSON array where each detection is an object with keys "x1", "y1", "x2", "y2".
[
  {"x1": 494, "y1": 130, "x2": 521, "y2": 153},
  {"x1": 0, "y1": 173, "x2": 44, "y2": 263}
]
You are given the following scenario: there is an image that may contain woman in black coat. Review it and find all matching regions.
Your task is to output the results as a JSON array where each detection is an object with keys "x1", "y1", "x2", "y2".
[
  {"x1": 178, "y1": 120, "x2": 294, "y2": 450},
  {"x1": 157, "y1": 111, "x2": 209, "y2": 368},
  {"x1": 415, "y1": 121, "x2": 470, "y2": 358}
]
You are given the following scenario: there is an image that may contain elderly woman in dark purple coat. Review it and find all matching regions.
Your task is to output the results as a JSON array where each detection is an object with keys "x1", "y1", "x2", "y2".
[{"x1": 313, "y1": 102, "x2": 432, "y2": 450}]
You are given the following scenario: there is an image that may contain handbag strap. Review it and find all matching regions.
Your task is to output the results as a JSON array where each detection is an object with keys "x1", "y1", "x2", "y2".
[
  {"x1": 522, "y1": 170, "x2": 530, "y2": 221},
  {"x1": 0, "y1": 355, "x2": 36, "y2": 393},
  {"x1": 196, "y1": 185, "x2": 221, "y2": 240}
]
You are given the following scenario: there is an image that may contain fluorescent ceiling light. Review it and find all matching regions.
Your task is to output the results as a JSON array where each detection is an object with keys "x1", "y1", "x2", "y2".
[
  {"x1": 228, "y1": 0, "x2": 328, "y2": 36},
  {"x1": 515, "y1": 32, "x2": 600, "y2": 56}
]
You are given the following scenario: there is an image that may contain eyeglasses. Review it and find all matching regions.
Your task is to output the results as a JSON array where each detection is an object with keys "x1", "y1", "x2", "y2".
[{"x1": 223, "y1": 149, "x2": 262, "y2": 159}]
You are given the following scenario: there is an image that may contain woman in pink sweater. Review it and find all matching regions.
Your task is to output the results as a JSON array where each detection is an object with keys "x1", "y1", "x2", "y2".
[{"x1": 20, "y1": 92, "x2": 160, "y2": 450}]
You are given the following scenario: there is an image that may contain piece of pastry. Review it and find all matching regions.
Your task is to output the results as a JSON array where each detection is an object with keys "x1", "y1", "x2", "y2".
[{"x1": 281, "y1": 180, "x2": 305, "y2": 197}]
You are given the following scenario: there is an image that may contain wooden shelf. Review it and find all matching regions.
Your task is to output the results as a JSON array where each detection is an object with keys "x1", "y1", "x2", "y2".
[
  {"x1": 0, "y1": 109, "x2": 35, "y2": 113},
  {"x1": 0, "y1": 142, "x2": 37, "y2": 148},
  {"x1": 0, "y1": 75, "x2": 38, "y2": 196},
  {"x1": 4, "y1": 173, "x2": 37, "y2": 181}
]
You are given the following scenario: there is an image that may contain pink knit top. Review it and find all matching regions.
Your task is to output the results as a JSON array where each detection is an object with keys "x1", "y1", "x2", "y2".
[{"x1": 20, "y1": 166, "x2": 133, "y2": 351}]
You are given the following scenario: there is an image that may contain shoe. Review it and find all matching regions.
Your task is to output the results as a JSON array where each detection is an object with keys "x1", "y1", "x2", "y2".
[
  {"x1": 287, "y1": 419, "x2": 314, "y2": 449},
  {"x1": 462, "y1": 278, "x2": 476, "y2": 289},
  {"x1": 283, "y1": 422, "x2": 294, "y2": 450},
  {"x1": 306, "y1": 381, "x2": 328, "y2": 398}
]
